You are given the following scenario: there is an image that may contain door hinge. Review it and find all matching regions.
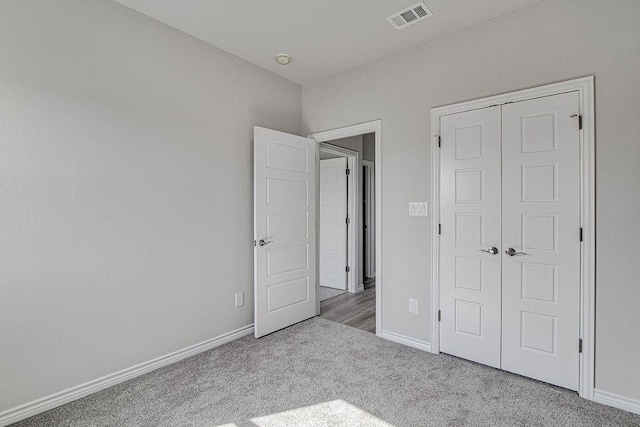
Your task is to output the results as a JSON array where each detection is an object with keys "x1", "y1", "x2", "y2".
[
  {"x1": 254, "y1": 240, "x2": 257, "y2": 247},
  {"x1": 346, "y1": 168, "x2": 351, "y2": 176},
  {"x1": 438, "y1": 310, "x2": 441, "y2": 322},
  {"x1": 580, "y1": 227, "x2": 583, "y2": 242},
  {"x1": 579, "y1": 338, "x2": 583, "y2": 353},
  {"x1": 346, "y1": 217, "x2": 351, "y2": 225},
  {"x1": 438, "y1": 224, "x2": 442, "y2": 235},
  {"x1": 571, "y1": 114, "x2": 583, "y2": 130},
  {"x1": 438, "y1": 135, "x2": 441, "y2": 148},
  {"x1": 346, "y1": 266, "x2": 350, "y2": 273}
]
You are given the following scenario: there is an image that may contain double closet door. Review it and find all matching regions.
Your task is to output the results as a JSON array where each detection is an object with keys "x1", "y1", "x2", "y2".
[{"x1": 439, "y1": 92, "x2": 581, "y2": 390}]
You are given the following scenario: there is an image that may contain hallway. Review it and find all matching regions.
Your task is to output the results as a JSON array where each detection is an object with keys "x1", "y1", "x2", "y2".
[{"x1": 319, "y1": 278, "x2": 375, "y2": 333}]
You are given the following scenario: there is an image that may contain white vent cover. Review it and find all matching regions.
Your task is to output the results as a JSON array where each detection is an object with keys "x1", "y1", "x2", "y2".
[{"x1": 387, "y1": 2, "x2": 433, "y2": 30}]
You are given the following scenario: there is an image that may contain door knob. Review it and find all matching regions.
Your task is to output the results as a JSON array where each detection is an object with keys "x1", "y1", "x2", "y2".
[
  {"x1": 477, "y1": 246, "x2": 499, "y2": 255},
  {"x1": 505, "y1": 247, "x2": 527, "y2": 257},
  {"x1": 258, "y1": 239, "x2": 273, "y2": 247}
]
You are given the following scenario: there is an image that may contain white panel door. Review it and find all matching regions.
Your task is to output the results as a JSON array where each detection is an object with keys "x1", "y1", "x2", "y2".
[
  {"x1": 501, "y1": 92, "x2": 581, "y2": 390},
  {"x1": 440, "y1": 106, "x2": 502, "y2": 368},
  {"x1": 254, "y1": 127, "x2": 317, "y2": 338},
  {"x1": 319, "y1": 158, "x2": 348, "y2": 290}
]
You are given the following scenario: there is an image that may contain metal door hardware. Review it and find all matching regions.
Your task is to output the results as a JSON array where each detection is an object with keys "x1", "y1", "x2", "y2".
[{"x1": 477, "y1": 246, "x2": 499, "y2": 255}]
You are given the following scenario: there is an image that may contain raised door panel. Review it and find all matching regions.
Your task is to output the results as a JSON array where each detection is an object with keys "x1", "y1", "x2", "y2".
[
  {"x1": 501, "y1": 92, "x2": 581, "y2": 390},
  {"x1": 254, "y1": 127, "x2": 317, "y2": 338},
  {"x1": 440, "y1": 106, "x2": 502, "y2": 368}
]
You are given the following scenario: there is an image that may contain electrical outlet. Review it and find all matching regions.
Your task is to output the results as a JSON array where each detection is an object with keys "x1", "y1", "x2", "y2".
[
  {"x1": 409, "y1": 298, "x2": 419, "y2": 314},
  {"x1": 235, "y1": 292, "x2": 244, "y2": 308}
]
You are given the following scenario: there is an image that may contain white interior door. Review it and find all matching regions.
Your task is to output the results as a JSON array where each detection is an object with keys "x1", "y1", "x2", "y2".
[
  {"x1": 254, "y1": 127, "x2": 317, "y2": 338},
  {"x1": 501, "y1": 92, "x2": 581, "y2": 390},
  {"x1": 319, "y1": 157, "x2": 348, "y2": 290},
  {"x1": 439, "y1": 106, "x2": 503, "y2": 368}
]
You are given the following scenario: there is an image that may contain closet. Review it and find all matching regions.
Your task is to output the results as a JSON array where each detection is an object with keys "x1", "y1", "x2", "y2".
[{"x1": 439, "y1": 91, "x2": 581, "y2": 390}]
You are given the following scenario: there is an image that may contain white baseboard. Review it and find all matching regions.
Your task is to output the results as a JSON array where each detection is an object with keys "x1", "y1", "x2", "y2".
[
  {"x1": 380, "y1": 329, "x2": 431, "y2": 352},
  {"x1": 593, "y1": 389, "x2": 640, "y2": 415},
  {"x1": 0, "y1": 324, "x2": 254, "y2": 427}
]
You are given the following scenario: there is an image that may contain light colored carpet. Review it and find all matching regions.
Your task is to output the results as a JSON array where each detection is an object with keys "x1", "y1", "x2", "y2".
[
  {"x1": 13, "y1": 317, "x2": 640, "y2": 426},
  {"x1": 319, "y1": 286, "x2": 346, "y2": 302}
]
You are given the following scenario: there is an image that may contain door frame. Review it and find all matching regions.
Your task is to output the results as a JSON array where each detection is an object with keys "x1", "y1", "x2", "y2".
[
  {"x1": 309, "y1": 120, "x2": 382, "y2": 336},
  {"x1": 429, "y1": 77, "x2": 595, "y2": 399},
  {"x1": 319, "y1": 143, "x2": 359, "y2": 293},
  {"x1": 362, "y1": 160, "x2": 375, "y2": 279}
]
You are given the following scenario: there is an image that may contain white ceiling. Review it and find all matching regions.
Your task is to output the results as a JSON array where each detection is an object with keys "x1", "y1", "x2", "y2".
[{"x1": 113, "y1": 0, "x2": 544, "y2": 85}]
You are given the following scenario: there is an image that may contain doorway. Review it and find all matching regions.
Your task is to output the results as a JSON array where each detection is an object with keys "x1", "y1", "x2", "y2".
[
  {"x1": 318, "y1": 143, "x2": 358, "y2": 295},
  {"x1": 430, "y1": 77, "x2": 595, "y2": 398},
  {"x1": 253, "y1": 121, "x2": 381, "y2": 340},
  {"x1": 316, "y1": 133, "x2": 377, "y2": 333}
]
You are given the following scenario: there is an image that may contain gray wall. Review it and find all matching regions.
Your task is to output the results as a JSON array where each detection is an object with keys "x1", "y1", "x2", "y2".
[
  {"x1": 302, "y1": 0, "x2": 640, "y2": 401},
  {"x1": 362, "y1": 133, "x2": 375, "y2": 162},
  {"x1": 0, "y1": 0, "x2": 300, "y2": 412}
]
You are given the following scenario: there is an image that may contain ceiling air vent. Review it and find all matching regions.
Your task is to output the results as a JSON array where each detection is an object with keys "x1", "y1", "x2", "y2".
[{"x1": 387, "y1": 2, "x2": 433, "y2": 30}]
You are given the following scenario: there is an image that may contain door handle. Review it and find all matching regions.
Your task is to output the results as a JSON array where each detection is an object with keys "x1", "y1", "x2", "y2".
[
  {"x1": 258, "y1": 239, "x2": 273, "y2": 247},
  {"x1": 505, "y1": 247, "x2": 527, "y2": 257},
  {"x1": 477, "y1": 246, "x2": 499, "y2": 255}
]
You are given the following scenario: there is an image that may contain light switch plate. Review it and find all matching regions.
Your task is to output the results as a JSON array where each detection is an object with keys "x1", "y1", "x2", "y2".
[{"x1": 409, "y1": 202, "x2": 428, "y2": 217}]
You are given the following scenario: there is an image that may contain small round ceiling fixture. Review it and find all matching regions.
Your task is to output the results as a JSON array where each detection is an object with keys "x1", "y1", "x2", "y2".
[{"x1": 275, "y1": 54, "x2": 291, "y2": 65}]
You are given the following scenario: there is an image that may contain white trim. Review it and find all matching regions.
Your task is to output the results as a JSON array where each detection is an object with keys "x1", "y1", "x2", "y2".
[
  {"x1": 362, "y1": 160, "x2": 375, "y2": 279},
  {"x1": 0, "y1": 324, "x2": 254, "y2": 427},
  {"x1": 314, "y1": 141, "x2": 321, "y2": 315},
  {"x1": 319, "y1": 143, "x2": 358, "y2": 159},
  {"x1": 578, "y1": 77, "x2": 596, "y2": 401},
  {"x1": 593, "y1": 389, "x2": 640, "y2": 415},
  {"x1": 431, "y1": 77, "x2": 593, "y2": 117},
  {"x1": 309, "y1": 120, "x2": 382, "y2": 335},
  {"x1": 380, "y1": 330, "x2": 432, "y2": 352},
  {"x1": 319, "y1": 143, "x2": 359, "y2": 293},
  {"x1": 430, "y1": 108, "x2": 441, "y2": 355},
  {"x1": 429, "y1": 76, "x2": 595, "y2": 399}
]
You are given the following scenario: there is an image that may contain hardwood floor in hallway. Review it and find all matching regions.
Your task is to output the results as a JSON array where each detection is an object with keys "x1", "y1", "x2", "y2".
[{"x1": 319, "y1": 278, "x2": 375, "y2": 333}]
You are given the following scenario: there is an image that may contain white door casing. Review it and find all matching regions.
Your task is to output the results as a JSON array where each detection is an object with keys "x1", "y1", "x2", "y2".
[
  {"x1": 437, "y1": 91, "x2": 583, "y2": 390},
  {"x1": 432, "y1": 77, "x2": 595, "y2": 399},
  {"x1": 309, "y1": 120, "x2": 382, "y2": 335},
  {"x1": 254, "y1": 127, "x2": 317, "y2": 338},
  {"x1": 439, "y1": 106, "x2": 503, "y2": 368},
  {"x1": 363, "y1": 161, "x2": 375, "y2": 279},
  {"x1": 319, "y1": 157, "x2": 348, "y2": 290},
  {"x1": 319, "y1": 143, "x2": 359, "y2": 293},
  {"x1": 501, "y1": 92, "x2": 581, "y2": 390}
]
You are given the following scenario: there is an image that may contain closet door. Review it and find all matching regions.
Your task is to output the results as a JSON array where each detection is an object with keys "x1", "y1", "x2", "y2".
[
  {"x1": 500, "y1": 92, "x2": 581, "y2": 390},
  {"x1": 439, "y1": 106, "x2": 502, "y2": 368}
]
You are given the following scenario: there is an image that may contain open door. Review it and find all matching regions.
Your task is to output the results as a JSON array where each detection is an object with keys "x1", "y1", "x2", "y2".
[
  {"x1": 319, "y1": 157, "x2": 348, "y2": 290},
  {"x1": 254, "y1": 127, "x2": 318, "y2": 338}
]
